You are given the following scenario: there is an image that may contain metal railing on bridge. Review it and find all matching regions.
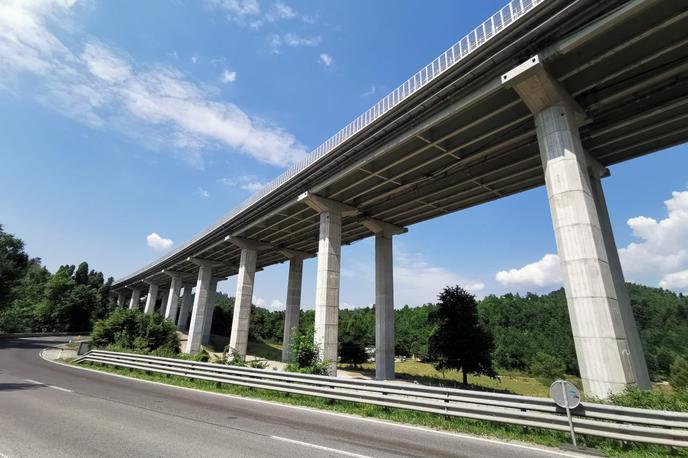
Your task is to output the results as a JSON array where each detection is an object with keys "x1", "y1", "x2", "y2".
[{"x1": 75, "y1": 349, "x2": 688, "y2": 448}]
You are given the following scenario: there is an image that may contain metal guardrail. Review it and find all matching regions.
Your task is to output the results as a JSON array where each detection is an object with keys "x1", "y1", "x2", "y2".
[
  {"x1": 115, "y1": 0, "x2": 546, "y2": 285},
  {"x1": 76, "y1": 349, "x2": 688, "y2": 448}
]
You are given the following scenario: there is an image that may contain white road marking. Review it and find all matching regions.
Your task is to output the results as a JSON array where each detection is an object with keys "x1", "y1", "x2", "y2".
[
  {"x1": 24, "y1": 378, "x2": 72, "y2": 392},
  {"x1": 271, "y1": 436, "x2": 371, "y2": 458},
  {"x1": 48, "y1": 385, "x2": 73, "y2": 393},
  {"x1": 0, "y1": 451, "x2": 10, "y2": 458}
]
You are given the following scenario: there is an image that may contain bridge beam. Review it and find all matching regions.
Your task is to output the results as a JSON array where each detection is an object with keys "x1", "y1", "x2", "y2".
[
  {"x1": 505, "y1": 57, "x2": 650, "y2": 398},
  {"x1": 362, "y1": 218, "x2": 406, "y2": 380},
  {"x1": 229, "y1": 239, "x2": 259, "y2": 359},
  {"x1": 298, "y1": 192, "x2": 360, "y2": 374},
  {"x1": 279, "y1": 250, "x2": 309, "y2": 363},
  {"x1": 185, "y1": 260, "x2": 215, "y2": 354}
]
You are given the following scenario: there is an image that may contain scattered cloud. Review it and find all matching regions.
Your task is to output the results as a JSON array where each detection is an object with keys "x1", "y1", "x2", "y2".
[
  {"x1": 0, "y1": 1, "x2": 307, "y2": 168},
  {"x1": 362, "y1": 85, "x2": 377, "y2": 97},
  {"x1": 209, "y1": 0, "x2": 314, "y2": 28},
  {"x1": 146, "y1": 232, "x2": 173, "y2": 251},
  {"x1": 219, "y1": 175, "x2": 268, "y2": 192},
  {"x1": 318, "y1": 53, "x2": 333, "y2": 67},
  {"x1": 252, "y1": 296, "x2": 265, "y2": 307},
  {"x1": 269, "y1": 299, "x2": 284, "y2": 310},
  {"x1": 495, "y1": 190, "x2": 688, "y2": 293},
  {"x1": 208, "y1": 0, "x2": 260, "y2": 19},
  {"x1": 272, "y1": 2, "x2": 295, "y2": 20},
  {"x1": 270, "y1": 33, "x2": 321, "y2": 53},
  {"x1": 221, "y1": 69, "x2": 237, "y2": 83},
  {"x1": 191, "y1": 55, "x2": 198, "y2": 64},
  {"x1": 660, "y1": 270, "x2": 688, "y2": 291},
  {"x1": 197, "y1": 187, "x2": 210, "y2": 198},
  {"x1": 394, "y1": 250, "x2": 485, "y2": 305},
  {"x1": 496, "y1": 254, "x2": 562, "y2": 289}
]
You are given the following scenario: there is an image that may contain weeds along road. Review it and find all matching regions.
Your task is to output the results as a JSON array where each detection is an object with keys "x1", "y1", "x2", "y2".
[{"x1": 0, "y1": 337, "x2": 581, "y2": 458}]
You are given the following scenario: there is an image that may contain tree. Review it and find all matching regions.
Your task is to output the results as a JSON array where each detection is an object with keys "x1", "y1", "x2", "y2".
[
  {"x1": 428, "y1": 285, "x2": 496, "y2": 385},
  {"x1": 0, "y1": 224, "x2": 29, "y2": 307},
  {"x1": 671, "y1": 357, "x2": 688, "y2": 390}
]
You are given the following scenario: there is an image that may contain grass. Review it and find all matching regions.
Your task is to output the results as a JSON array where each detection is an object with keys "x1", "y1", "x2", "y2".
[
  {"x1": 74, "y1": 359, "x2": 686, "y2": 458},
  {"x1": 205, "y1": 336, "x2": 283, "y2": 361}
]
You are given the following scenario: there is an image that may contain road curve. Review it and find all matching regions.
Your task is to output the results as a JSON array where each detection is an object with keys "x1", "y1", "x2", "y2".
[{"x1": 0, "y1": 337, "x2": 579, "y2": 458}]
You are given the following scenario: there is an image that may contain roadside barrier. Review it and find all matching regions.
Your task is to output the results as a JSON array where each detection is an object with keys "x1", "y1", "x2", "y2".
[{"x1": 75, "y1": 349, "x2": 688, "y2": 448}]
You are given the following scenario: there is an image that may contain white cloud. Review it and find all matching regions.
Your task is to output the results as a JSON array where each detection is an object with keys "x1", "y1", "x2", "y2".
[
  {"x1": 394, "y1": 250, "x2": 485, "y2": 305},
  {"x1": 362, "y1": 85, "x2": 377, "y2": 97},
  {"x1": 191, "y1": 55, "x2": 198, "y2": 64},
  {"x1": 270, "y1": 33, "x2": 321, "y2": 53},
  {"x1": 494, "y1": 190, "x2": 688, "y2": 293},
  {"x1": 318, "y1": 53, "x2": 333, "y2": 67},
  {"x1": 269, "y1": 299, "x2": 284, "y2": 310},
  {"x1": 253, "y1": 295, "x2": 265, "y2": 307},
  {"x1": 208, "y1": 0, "x2": 260, "y2": 18},
  {"x1": 221, "y1": 69, "x2": 237, "y2": 83},
  {"x1": 197, "y1": 187, "x2": 210, "y2": 198},
  {"x1": 619, "y1": 190, "x2": 688, "y2": 282},
  {"x1": 0, "y1": 1, "x2": 307, "y2": 168},
  {"x1": 146, "y1": 232, "x2": 173, "y2": 251},
  {"x1": 273, "y1": 3, "x2": 295, "y2": 19},
  {"x1": 219, "y1": 175, "x2": 267, "y2": 192},
  {"x1": 496, "y1": 253, "x2": 562, "y2": 288},
  {"x1": 660, "y1": 270, "x2": 688, "y2": 291}
]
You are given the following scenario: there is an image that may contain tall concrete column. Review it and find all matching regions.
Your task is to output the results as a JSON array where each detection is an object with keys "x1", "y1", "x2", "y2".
[
  {"x1": 589, "y1": 170, "x2": 651, "y2": 389},
  {"x1": 201, "y1": 278, "x2": 220, "y2": 346},
  {"x1": 143, "y1": 281, "x2": 159, "y2": 315},
  {"x1": 128, "y1": 287, "x2": 142, "y2": 309},
  {"x1": 164, "y1": 272, "x2": 183, "y2": 322},
  {"x1": 504, "y1": 58, "x2": 650, "y2": 397},
  {"x1": 299, "y1": 192, "x2": 359, "y2": 374},
  {"x1": 363, "y1": 218, "x2": 406, "y2": 380},
  {"x1": 178, "y1": 285, "x2": 194, "y2": 330},
  {"x1": 185, "y1": 260, "x2": 216, "y2": 354},
  {"x1": 280, "y1": 251, "x2": 307, "y2": 363},
  {"x1": 229, "y1": 240, "x2": 258, "y2": 358},
  {"x1": 158, "y1": 289, "x2": 168, "y2": 316},
  {"x1": 116, "y1": 290, "x2": 126, "y2": 308}
]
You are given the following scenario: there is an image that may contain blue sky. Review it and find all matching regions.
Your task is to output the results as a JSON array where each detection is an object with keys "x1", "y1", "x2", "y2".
[{"x1": 1, "y1": 0, "x2": 687, "y2": 311}]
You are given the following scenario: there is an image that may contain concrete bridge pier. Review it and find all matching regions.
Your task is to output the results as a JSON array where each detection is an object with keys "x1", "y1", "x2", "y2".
[
  {"x1": 164, "y1": 272, "x2": 183, "y2": 322},
  {"x1": 280, "y1": 251, "x2": 307, "y2": 363},
  {"x1": 362, "y1": 218, "x2": 407, "y2": 380},
  {"x1": 158, "y1": 289, "x2": 168, "y2": 316},
  {"x1": 116, "y1": 290, "x2": 126, "y2": 308},
  {"x1": 201, "y1": 278, "x2": 220, "y2": 346},
  {"x1": 143, "y1": 281, "x2": 159, "y2": 315},
  {"x1": 128, "y1": 287, "x2": 141, "y2": 310},
  {"x1": 185, "y1": 259, "x2": 216, "y2": 354},
  {"x1": 505, "y1": 58, "x2": 650, "y2": 397},
  {"x1": 229, "y1": 239, "x2": 259, "y2": 358},
  {"x1": 178, "y1": 285, "x2": 194, "y2": 330}
]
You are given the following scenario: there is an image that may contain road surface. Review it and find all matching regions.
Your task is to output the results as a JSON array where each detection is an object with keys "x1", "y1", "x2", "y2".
[{"x1": 0, "y1": 337, "x2": 581, "y2": 457}]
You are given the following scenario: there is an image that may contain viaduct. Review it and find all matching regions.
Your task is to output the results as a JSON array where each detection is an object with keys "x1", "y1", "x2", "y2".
[{"x1": 112, "y1": 0, "x2": 688, "y2": 399}]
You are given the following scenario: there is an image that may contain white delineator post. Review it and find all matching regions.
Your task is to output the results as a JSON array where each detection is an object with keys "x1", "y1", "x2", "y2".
[
  {"x1": 279, "y1": 250, "x2": 309, "y2": 363},
  {"x1": 185, "y1": 259, "x2": 217, "y2": 354},
  {"x1": 143, "y1": 281, "x2": 159, "y2": 315},
  {"x1": 362, "y1": 218, "x2": 407, "y2": 380},
  {"x1": 128, "y1": 287, "x2": 141, "y2": 309},
  {"x1": 177, "y1": 285, "x2": 194, "y2": 330},
  {"x1": 164, "y1": 272, "x2": 183, "y2": 322},
  {"x1": 504, "y1": 56, "x2": 650, "y2": 398},
  {"x1": 298, "y1": 192, "x2": 359, "y2": 375},
  {"x1": 116, "y1": 290, "x2": 126, "y2": 307},
  {"x1": 229, "y1": 237, "x2": 259, "y2": 358},
  {"x1": 202, "y1": 278, "x2": 220, "y2": 346}
]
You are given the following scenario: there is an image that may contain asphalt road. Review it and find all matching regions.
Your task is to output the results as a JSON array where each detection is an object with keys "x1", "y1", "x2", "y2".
[{"x1": 0, "y1": 337, "x2": 582, "y2": 458}]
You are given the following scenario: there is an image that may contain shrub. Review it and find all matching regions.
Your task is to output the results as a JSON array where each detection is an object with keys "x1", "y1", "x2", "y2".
[
  {"x1": 529, "y1": 352, "x2": 566, "y2": 381},
  {"x1": 91, "y1": 308, "x2": 179, "y2": 354},
  {"x1": 671, "y1": 357, "x2": 688, "y2": 389},
  {"x1": 608, "y1": 386, "x2": 688, "y2": 411},
  {"x1": 286, "y1": 330, "x2": 330, "y2": 375},
  {"x1": 339, "y1": 340, "x2": 367, "y2": 367}
]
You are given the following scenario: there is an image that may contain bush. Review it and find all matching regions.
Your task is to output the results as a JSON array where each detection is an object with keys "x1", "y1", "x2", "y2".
[
  {"x1": 339, "y1": 340, "x2": 367, "y2": 367},
  {"x1": 608, "y1": 386, "x2": 688, "y2": 411},
  {"x1": 671, "y1": 357, "x2": 688, "y2": 389},
  {"x1": 91, "y1": 308, "x2": 179, "y2": 354},
  {"x1": 286, "y1": 330, "x2": 330, "y2": 375},
  {"x1": 529, "y1": 352, "x2": 566, "y2": 381}
]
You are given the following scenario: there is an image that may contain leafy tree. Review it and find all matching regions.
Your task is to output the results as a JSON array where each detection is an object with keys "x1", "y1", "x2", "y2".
[
  {"x1": 0, "y1": 224, "x2": 29, "y2": 307},
  {"x1": 91, "y1": 308, "x2": 179, "y2": 353},
  {"x1": 670, "y1": 357, "x2": 688, "y2": 390},
  {"x1": 529, "y1": 352, "x2": 566, "y2": 381},
  {"x1": 339, "y1": 340, "x2": 367, "y2": 367},
  {"x1": 286, "y1": 329, "x2": 329, "y2": 375},
  {"x1": 428, "y1": 285, "x2": 496, "y2": 385}
]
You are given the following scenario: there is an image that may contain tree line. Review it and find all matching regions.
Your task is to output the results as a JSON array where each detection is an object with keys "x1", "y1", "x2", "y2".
[{"x1": 0, "y1": 225, "x2": 114, "y2": 332}]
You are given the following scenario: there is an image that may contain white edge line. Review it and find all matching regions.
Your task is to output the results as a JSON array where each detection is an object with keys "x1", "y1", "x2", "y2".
[
  {"x1": 271, "y1": 435, "x2": 371, "y2": 458},
  {"x1": 48, "y1": 385, "x2": 73, "y2": 393},
  {"x1": 23, "y1": 379, "x2": 43, "y2": 385},
  {"x1": 43, "y1": 353, "x2": 586, "y2": 458}
]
